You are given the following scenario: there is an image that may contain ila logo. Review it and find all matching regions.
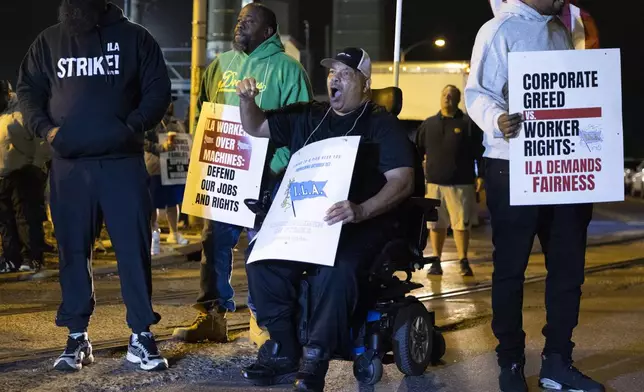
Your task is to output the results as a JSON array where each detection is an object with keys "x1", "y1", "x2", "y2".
[{"x1": 282, "y1": 179, "x2": 328, "y2": 217}]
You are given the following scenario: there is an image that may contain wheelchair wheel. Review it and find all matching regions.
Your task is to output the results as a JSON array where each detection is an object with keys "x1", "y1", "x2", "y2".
[
  {"x1": 392, "y1": 302, "x2": 433, "y2": 376},
  {"x1": 431, "y1": 330, "x2": 446, "y2": 362},
  {"x1": 353, "y1": 352, "x2": 383, "y2": 385}
]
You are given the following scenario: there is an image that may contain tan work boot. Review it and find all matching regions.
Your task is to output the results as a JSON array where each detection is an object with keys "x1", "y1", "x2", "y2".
[
  {"x1": 173, "y1": 306, "x2": 228, "y2": 343},
  {"x1": 248, "y1": 309, "x2": 270, "y2": 347}
]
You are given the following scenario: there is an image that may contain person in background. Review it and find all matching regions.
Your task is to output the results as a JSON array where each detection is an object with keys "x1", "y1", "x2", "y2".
[
  {"x1": 145, "y1": 101, "x2": 190, "y2": 256},
  {"x1": 17, "y1": 0, "x2": 171, "y2": 372},
  {"x1": 465, "y1": 1, "x2": 603, "y2": 391},
  {"x1": 415, "y1": 85, "x2": 484, "y2": 277},
  {"x1": 172, "y1": 2, "x2": 312, "y2": 347},
  {"x1": 0, "y1": 80, "x2": 49, "y2": 273}
]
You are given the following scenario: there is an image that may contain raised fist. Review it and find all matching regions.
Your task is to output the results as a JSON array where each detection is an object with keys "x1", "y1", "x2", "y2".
[{"x1": 236, "y1": 77, "x2": 260, "y2": 101}]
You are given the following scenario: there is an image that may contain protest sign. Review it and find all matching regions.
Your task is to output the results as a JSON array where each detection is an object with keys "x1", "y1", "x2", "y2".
[
  {"x1": 248, "y1": 136, "x2": 361, "y2": 267},
  {"x1": 508, "y1": 49, "x2": 623, "y2": 205},
  {"x1": 159, "y1": 133, "x2": 192, "y2": 185},
  {"x1": 182, "y1": 103, "x2": 269, "y2": 228}
]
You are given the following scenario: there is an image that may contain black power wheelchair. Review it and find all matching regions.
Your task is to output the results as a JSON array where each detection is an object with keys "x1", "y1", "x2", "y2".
[{"x1": 244, "y1": 87, "x2": 446, "y2": 386}]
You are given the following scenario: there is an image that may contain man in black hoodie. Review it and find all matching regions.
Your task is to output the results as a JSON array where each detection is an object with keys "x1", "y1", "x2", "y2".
[{"x1": 17, "y1": 0, "x2": 171, "y2": 372}]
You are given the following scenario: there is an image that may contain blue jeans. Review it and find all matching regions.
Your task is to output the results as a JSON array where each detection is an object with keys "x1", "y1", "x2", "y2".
[{"x1": 197, "y1": 220, "x2": 257, "y2": 313}]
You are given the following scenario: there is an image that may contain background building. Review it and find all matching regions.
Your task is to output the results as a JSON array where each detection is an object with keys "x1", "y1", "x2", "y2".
[{"x1": 3, "y1": 0, "x2": 642, "y2": 158}]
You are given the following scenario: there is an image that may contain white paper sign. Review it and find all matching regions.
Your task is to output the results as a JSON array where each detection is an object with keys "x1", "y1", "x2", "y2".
[
  {"x1": 159, "y1": 133, "x2": 192, "y2": 185},
  {"x1": 248, "y1": 136, "x2": 361, "y2": 266},
  {"x1": 182, "y1": 103, "x2": 269, "y2": 227},
  {"x1": 508, "y1": 49, "x2": 624, "y2": 206}
]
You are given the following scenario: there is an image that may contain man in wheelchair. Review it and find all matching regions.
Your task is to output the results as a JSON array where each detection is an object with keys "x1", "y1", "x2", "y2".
[{"x1": 236, "y1": 48, "x2": 419, "y2": 391}]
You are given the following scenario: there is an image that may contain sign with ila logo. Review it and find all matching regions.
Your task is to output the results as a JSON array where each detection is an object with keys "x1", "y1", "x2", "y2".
[{"x1": 248, "y1": 136, "x2": 361, "y2": 267}]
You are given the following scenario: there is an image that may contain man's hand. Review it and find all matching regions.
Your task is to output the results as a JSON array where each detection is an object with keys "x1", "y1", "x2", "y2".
[
  {"x1": 237, "y1": 78, "x2": 260, "y2": 101},
  {"x1": 324, "y1": 200, "x2": 365, "y2": 225},
  {"x1": 497, "y1": 113, "x2": 523, "y2": 138},
  {"x1": 46, "y1": 127, "x2": 60, "y2": 144}
]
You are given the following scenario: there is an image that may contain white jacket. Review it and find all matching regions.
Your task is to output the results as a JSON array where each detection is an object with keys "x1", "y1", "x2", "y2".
[
  {"x1": 489, "y1": 0, "x2": 596, "y2": 50},
  {"x1": 465, "y1": 0, "x2": 573, "y2": 160}
]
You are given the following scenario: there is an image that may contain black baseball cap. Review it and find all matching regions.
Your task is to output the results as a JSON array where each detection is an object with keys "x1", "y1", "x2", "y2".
[{"x1": 321, "y1": 47, "x2": 372, "y2": 79}]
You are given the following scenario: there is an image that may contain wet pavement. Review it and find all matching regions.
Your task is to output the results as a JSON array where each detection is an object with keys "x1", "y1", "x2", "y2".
[
  {"x1": 2, "y1": 249, "x2": 644, "y2": 391},
  {"x1": 2, "y1": 199, "x2": 644, "y2": 391}
]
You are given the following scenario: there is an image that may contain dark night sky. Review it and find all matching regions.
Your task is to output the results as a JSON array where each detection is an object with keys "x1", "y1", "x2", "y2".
[{"x1": 2, "y1": 0, "x2": 641, "y2": 156}]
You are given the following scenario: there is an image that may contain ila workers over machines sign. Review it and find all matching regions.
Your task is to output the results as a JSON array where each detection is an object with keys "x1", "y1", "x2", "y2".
[
  {"x1": 508, "y1": 49, "x2": 623, "y2": 206},
  {"x1": 182, "y1": 103, "x2": 269, "y2": 228}
]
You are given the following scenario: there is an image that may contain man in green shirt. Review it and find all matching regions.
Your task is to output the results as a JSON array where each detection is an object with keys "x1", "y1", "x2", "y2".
[{"x1": 173, "y1": 3, "x2": 312, "y2": 346}]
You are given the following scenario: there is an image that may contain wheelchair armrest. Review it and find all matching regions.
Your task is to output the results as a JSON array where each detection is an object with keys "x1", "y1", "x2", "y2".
[
  {"x1": 409, "y1": 197, "x2": 440, "y2": 223},
  {"x1": 409, "y1": 197, "x2": 440, "y2": 214},
  {"x1": 244, "y1": 198, "x2": 269, "y2": 218}
]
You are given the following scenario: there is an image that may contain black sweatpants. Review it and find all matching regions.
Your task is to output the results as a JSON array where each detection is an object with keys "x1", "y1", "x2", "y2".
[
  {"x1": 485, "y1": 158, "x2": 593, "y2": 367},
  {"x1": 50, "y1": 157, "x2": 160, "y2": 333},
  {"x1": 0, "y1": 165, "x2": 46, "y2": 264},
  {"x1": 246, "y1": 224, "x2": 390, "y2": 360}
]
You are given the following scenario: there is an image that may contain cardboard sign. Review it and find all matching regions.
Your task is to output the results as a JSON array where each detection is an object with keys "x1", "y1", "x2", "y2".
[
  {"x1": 248, "y1": 136, "x2": 361, "y2": 266},
  {"x1": 508, "y1": 49, "x2": 623, "y2": 205},
  {"x1": 159, "y1": 133, "x2": 192, "y2": 185},
  {"x1": 182, "y1": 103, "x2": 269, "y2": 227}
]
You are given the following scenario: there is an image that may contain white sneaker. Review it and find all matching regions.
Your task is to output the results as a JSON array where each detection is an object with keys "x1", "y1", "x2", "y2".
[
  {"x1": 126, "y1": 332, "x2": 168, "y2": 371},
  {"x1": 151, "y1": 230, "x2": 161, "y2": 256},
  {"x1": 167, "y1": 233, "x2": 189, "y2": 245},
  {"x1": 54, "y1": 333, "x2": 94, "y2": 371}
]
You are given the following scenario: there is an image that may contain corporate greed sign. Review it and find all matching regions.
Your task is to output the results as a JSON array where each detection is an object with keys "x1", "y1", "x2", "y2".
[
  {"x1": 182, "y1": 103, "x2": 269, "y2": 228},
  {"x1": 508, "y1": 49, "x2": 623, "y2": 205},
  {"x1": 248, "y1": 136, "x2": 360, "y2": 267}
]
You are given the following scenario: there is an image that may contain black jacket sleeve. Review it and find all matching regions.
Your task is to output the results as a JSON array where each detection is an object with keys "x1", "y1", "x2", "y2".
[
  {"x1": 125, "y1": 29, "x2": 171, "y2": 134},
  {"x1": 16, "y1": 35, "x2": 56, "y2": 139}
]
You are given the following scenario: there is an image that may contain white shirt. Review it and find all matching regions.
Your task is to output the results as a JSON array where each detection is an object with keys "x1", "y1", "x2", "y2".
[{"x1": 465, "y1": 0, "x2": 573, "y2": 160}]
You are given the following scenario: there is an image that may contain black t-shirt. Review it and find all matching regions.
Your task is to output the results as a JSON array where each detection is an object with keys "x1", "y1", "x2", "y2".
[
  {"x1": 416, "y1": 110, "x2": 484, "y2": 185},
  {"x1": 266, "y1": 101, "x2": 415, "y2": 218}
]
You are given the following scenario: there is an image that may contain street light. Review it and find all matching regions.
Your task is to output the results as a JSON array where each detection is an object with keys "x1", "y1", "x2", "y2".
[{"x1": 401, "y1": 37, "x2": 447, "y2": 62}]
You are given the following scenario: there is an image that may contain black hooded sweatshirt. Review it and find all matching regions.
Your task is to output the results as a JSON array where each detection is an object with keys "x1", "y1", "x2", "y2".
[{"x1": 16, "y1": 3, "x2": 171, "y2": 159}]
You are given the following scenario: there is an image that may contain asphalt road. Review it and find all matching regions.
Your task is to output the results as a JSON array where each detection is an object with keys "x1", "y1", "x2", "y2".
[
  {"x1": 1, "y1": 240, "x2": 644, "y2": 391},
  {"x1": 2, "y1": 199, "x2": 644, "y2": 391}
]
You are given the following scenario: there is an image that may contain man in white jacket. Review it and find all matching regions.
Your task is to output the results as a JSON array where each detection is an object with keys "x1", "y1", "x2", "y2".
[{"x1": 465, "y1": 1, "x2": 604, "y2": 392}]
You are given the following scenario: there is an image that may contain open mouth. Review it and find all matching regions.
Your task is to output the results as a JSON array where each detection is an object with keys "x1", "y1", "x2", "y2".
[{"x1": 331, "y1": 87, "x2": 341, "y2": 99}]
